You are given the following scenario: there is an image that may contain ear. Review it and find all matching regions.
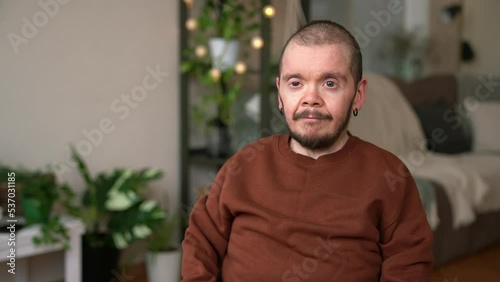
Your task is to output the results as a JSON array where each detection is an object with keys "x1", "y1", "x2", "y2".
[
  {"x1": 352, "y1": 77, "x2": 367, "y2": 111},
  {"x1": 276, "y1": 77, "x2": 283, "y2": 109}
]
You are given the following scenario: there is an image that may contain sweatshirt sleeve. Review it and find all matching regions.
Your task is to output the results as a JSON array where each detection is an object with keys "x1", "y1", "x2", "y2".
[
  {"x1": 181, "y1": 165, "x2": 233, "y2": 282},
  {"x1": 379, "y1": 172, "x2": 434, "y2": 282}
]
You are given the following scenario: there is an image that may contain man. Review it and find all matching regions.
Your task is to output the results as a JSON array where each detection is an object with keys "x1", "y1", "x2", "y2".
[{"x1": 181, "y1": 20, "x2": 433, "y2": 281}]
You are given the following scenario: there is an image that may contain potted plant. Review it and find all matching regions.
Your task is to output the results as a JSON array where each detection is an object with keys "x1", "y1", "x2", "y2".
[
  {"x1": 181, "y1": 0, "x2": 263, "y2": 156},
  {"x1": 0, "y1": 165, "x2": 70, "y2": 249},
  {"x1": 146, "y1": 209, "x2": 181, "y2": 282},
  {"x1": 63, "y1": 147, "x2": 166, "y2": 282}
]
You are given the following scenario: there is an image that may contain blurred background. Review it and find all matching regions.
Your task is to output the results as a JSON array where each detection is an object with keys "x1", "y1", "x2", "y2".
[{"x1": 0, "y1": 0, "x2": 498, "y2": 281}]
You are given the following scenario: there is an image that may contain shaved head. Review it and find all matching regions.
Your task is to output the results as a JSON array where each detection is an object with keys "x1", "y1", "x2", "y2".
[{"x1": 278, "y1": 20, "x2": 363, "y2": 86}]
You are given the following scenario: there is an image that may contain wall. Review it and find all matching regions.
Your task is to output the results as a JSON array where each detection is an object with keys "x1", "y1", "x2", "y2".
[
  {"x1": 461, "y1": 0, "x2": 500, "y2": 74},
  {"x1": 0, "y1": 0, "x2": 179, "y2": 280},
  {"x1": 403, "y1": 0, "x2": 429, "y2": 34},
  {"x1": 351, "y1": 0, "x2": 404, "y2": 75},
  {"x1": 427, "y1": 0, "x2": 463, "y2": 75},
  {"x1": 309, "y1": 0, "x2": 350, "y2": 27}
]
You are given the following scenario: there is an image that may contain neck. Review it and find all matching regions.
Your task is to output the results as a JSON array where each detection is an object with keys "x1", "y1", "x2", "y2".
[{"x1": 290, "y1": 131, "x2": 350, "y2": 159}]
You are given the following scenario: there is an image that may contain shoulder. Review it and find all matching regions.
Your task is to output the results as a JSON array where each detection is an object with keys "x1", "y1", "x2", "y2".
[
  {"x1": 351, "y1": 135, "x2": 414, "y2": 193},
  {"x1": 213, "y1": 135, "x2": 283, "y2": 187},
  {"x1": 353, "y1": 135, "x2": 407, "y2": 170}
]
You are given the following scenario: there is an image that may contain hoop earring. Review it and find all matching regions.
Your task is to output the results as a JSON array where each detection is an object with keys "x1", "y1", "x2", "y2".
[{"x1": 353, "y1": 108, "x2": 358, "y2": 116}]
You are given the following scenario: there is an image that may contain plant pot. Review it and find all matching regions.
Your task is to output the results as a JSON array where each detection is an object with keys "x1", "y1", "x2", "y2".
[
  {"x1": 208, "y1": 38, "x2": 240, "y2": 70},
  {"x1": 146, "y1": 250, "x2": 182, "y2": 282},
  {"x1": 22, "y1": 198, "x2": 52, "y2": 225},
  {"x1": 81, "y1": 234, "x2": 121, "y2": 282},
  {"x1": 207, "y1": 119, "x2": 232, "y2": 158}
]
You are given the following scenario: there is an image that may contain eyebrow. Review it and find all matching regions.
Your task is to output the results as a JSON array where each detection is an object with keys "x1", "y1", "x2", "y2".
[
  {"x1": 281, "y1": 72, "x2": 348, "y2": 83},
  {"x1": 319, "y1": 72, "x2": 348, "y2": 83},
  {"x1": 281, "y1": 73, "x2": 303, "y2": 81}
]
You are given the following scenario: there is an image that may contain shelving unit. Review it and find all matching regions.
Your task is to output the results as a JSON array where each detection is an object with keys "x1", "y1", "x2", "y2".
[
  {"x1": 179, "y1": 0, "x2": 272, "y2": 215},
  {"x1": 0, "y1": 217, "x2": 84, "y2": 282}
]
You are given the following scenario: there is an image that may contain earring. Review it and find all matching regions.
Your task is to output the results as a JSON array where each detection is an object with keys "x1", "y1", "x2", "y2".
[{"x1": 353, "y1": 108, "x2": 358, "y2": 116}]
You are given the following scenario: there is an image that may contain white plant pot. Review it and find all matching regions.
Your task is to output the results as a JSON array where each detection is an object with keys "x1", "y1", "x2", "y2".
[
  {"x1": 146, "y1": 250, "x2": 182, "y2": 282},
  {"x1": 209, "y1": 38, "x2": 240, "y2": 70}
]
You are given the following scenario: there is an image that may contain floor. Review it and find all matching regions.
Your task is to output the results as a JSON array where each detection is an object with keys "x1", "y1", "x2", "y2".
[
  {"x1": 129, "y1": 243, "x2": 500, "y2": 282},
  {"x1": 431, "y1": 243, "x2": 500, "y2": 282}
]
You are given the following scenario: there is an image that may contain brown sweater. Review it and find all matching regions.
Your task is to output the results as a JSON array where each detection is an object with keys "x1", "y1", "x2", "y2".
[{"x1": 181, "y1": 134, "x2": 433, "y2": 281}]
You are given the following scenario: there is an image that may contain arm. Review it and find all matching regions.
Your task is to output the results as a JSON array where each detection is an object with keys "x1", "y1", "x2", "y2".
[
  {"x1": 181, "y1": 165, "x2": 233, "y2": 281},
  {"x1": 379, "y1": 175, "x2": 434, "y2": 281}
]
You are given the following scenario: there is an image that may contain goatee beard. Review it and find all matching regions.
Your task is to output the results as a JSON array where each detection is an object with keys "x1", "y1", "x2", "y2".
[{"x1": 287, "y1": 108, "x2": 352, "y2": 150}]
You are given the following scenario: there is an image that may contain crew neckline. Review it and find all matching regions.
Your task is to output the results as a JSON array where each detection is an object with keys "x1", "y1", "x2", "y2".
[{"x1": 276, "y1": 132, "x2": 359, "y2": 166}]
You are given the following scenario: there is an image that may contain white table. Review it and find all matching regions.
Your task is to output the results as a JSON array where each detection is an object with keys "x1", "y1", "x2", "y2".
[{"x1": 0, "y1": 217, "x2": 84, "y2": 282}]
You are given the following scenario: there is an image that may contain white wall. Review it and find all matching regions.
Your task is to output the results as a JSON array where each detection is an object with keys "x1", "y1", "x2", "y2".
[
  {"x1": 0, "y1": 0, "x2": 179, "y2": 279},
  {"x1": 461, "y1": 0, "x2": 500, "y2": 74},
  {"x1": 0, "y1": 0, "x2": 179, "y2": 200}
]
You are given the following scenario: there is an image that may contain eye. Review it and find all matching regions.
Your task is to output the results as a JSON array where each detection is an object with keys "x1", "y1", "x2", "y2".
[
  {"x1": 290, "y1": 81, "x2": 301, "y2": 87},
  {"x1": 324, "y1": 80, "x2": 336, "y2": 88}
]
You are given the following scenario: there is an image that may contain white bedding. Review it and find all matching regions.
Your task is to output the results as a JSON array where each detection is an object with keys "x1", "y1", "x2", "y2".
[
  {"x1": 349, "y1": 73, "x2": 500, "y2": 230},
  {"x1": 399, "y1": 154, "x2": 491, "y2": 229},
  {"x1": 454, "y1": 153, "x2": 500, "y2": 213}
]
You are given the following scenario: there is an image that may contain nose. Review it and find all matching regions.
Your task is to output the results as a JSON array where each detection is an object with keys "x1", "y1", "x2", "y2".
[{"x1": 301, "y1": 86, "x2": 323, "y2": 107}]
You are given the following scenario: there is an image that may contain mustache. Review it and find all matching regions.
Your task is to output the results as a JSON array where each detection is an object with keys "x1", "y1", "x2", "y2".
[{"x1": 293, "y1": 109, "x2": 333, "y2": 120}]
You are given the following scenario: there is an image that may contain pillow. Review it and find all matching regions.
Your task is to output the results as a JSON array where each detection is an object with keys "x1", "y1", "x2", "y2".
[
  {"x1": 469, "y1": 101, "x2": 500, "y2": 152},
  {"x1": 349, "y1": 73, "x2": 427, "y2": 155},
  {"x1": 413, "y1": 102, "x2": 472, "y2": 154}
]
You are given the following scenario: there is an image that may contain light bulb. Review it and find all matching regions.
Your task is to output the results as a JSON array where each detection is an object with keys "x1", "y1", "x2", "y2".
[
  {"x1": 263, "y1": 5, "x2": 275, "y2": 18},
  {"x1": 251, "y1": 36, "x2": 264, "y2": 49},
  {"x1": 185, "y1": 18, "x2": 197, "y2": 31},
  {"x1": 195, "y1": 45, "x2": 207, "y2": 58},
  {"x1": 235, "y1": 61, "x2": 247, "y2": 74},
  {"x1": 210, "y1": 68, "x2": 221, "y2": 81}
]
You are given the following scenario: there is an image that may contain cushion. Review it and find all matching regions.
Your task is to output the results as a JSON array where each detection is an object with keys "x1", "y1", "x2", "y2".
[
  {"x1": 469, "y1": 101, "x2": 500, "y2": 152},
  {"x1": 349, "y1": 73, "x2": 427, "y2": 156},
  {"x1": 413, "y1": 103, "x2": 472, "y2": 154},
  {"x1": 391, "y1": 74, "x2": 458, "y2": 108}
]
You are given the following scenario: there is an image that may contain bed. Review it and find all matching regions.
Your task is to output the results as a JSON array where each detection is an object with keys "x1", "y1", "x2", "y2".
[{"x1": 349, "y1": 72, "x2": 500, "y2": 267}]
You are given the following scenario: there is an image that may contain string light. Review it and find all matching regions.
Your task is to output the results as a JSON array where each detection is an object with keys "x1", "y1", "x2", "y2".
[
  {"x1": 185, "y1": 18, "x2": 197, "y2": 31},
  {"x1": 186, "y1": 4, "x2": 277, "y2": 83},
  {"x1": 235, "y1": 61, "x2": 247, "y2": 74},
  {"x1": 195, "y1": 45, "x2": 207, "y2": 58},
  {"x1": 210, "y1": 68, "x2": 221, "y2": 81},
  {"x1": 263, "y1": 5, "x2": 275, "y2": 18},
  {"x1": 251, "y1": 36, "x2": 264, "y2": 49},
  {"x1": 184, "y1": 0, "x2": 193, "y2": 9}
]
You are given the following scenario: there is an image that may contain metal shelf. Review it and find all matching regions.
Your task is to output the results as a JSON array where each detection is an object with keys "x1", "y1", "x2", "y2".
[
  {"x1": 179, "y1": 0, "x2": 274, "y2": 237},
  {"x1": 189, "y1": 148, "x2": 229, "y2": 167}
]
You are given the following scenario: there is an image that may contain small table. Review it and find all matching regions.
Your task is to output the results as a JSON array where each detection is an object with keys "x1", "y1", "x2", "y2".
[{"x1": 0, "y1": 217, "x2": 84, "y2": 282}]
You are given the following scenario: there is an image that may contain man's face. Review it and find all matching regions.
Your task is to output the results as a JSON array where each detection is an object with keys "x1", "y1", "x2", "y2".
[{"x1": 276, "y1": 42, "x2": 365, "y2": 150}]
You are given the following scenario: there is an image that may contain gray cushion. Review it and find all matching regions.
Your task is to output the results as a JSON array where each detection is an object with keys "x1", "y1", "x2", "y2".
[{"x1": 413, "y1": 102, "x2": 472, "y2": 154}]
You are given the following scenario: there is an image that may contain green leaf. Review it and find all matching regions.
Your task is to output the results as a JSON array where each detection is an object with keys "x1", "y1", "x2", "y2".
[
  {"x1": 181, "y1": 62, "x2": 193, "y2": 73},
  {"x1": 148, "y1": 211, "x2": 180, "y2": 252},
  {"x1": 69, "y1": 145, "x2": 94, "y2": 188}
]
